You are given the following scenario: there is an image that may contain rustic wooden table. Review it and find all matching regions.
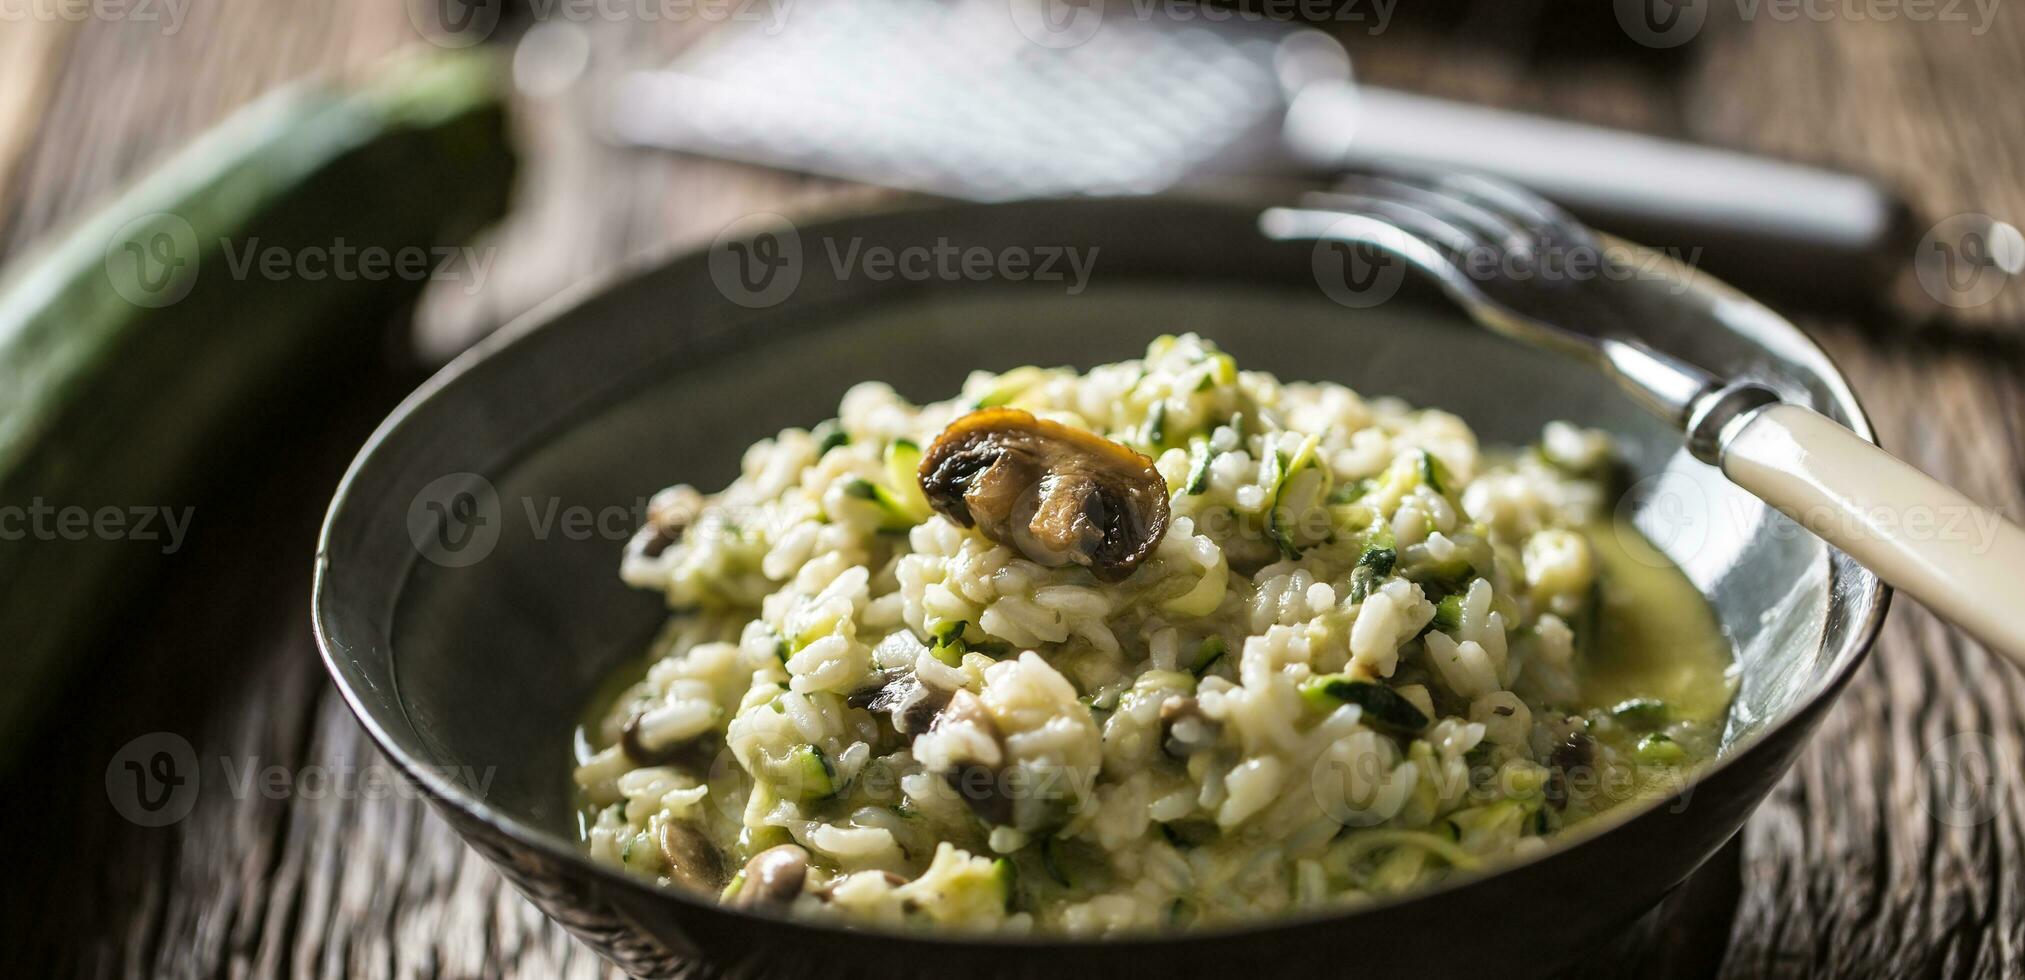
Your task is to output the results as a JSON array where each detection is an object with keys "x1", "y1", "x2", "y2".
[{"x1": 2, "y1": 4, "x2": 2020, "y2": 977}]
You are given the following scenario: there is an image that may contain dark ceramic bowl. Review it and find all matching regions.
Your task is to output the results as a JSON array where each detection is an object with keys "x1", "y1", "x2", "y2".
[{"x1": 314, "y1": 197, "x2": 1887, "y2": 979}]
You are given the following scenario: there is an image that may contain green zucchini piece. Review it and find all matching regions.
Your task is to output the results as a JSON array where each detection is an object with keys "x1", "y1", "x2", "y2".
[
  {"x1": 1265, "y1": 435, "x2": 1324, "y2": 559},
  {"x1": 737, "y1": 823, "x2": 794, "y2": 857},
  {"x1": 1428, "y1": 593, "x2": 1464, "y2": 634},
  {"x1": 1404, "y1": 555, "x2": 1477, "y2": 592},
  {"x1": 1189, "y1": 635, "x2": 1226, "y2": 678},
  {"x1": 812, "y1": 419, "x2": 850, "y2": 455},
  {"x1": 993, "y1": 857, "x2": 1018, "y2": 912},
  {"x1": 972, "y1": 365, "x2": 1046, "y2": 409},
  {"x1": 0, "y1": 50, "x2": 515, "y2": 759},
  {"x1": 1357, "y1": 544, "x2": 1398, "y2": 577},
  {"x1": 1299, "y1": 675, "x2": 1431, "y2": 734},
  {"x1": 1183, "y1": 436, "x2": 1214, "y2": 494},
  {"x1": 1260, "y1": 445, "x2": 1287, "y2": 500},
  {"x1": 881, "y1": 438, "x2": 932, "y2": 522},
  {"x1": 842, "y1": 477, "x2": 919, "y2": 532},
  {"x1": 1141, "y1": 400, "x2": 1168, "y2": 450},
  {"x1": 1418, "y1": 450, "x2": 1454, "y2": 496},
  {"x1": 1635, "y1": 732, "x2": 1688, "y2": 766},
  {"x1": 927, "y1": 619, "x2": 968, "y2": 665},
  {"x1": 767, "y1": 744, "x2": 838, "y2": 800},
  {"x1": 927, "y1": 619, "x2": 967, "y2": 667},
  {"x1": 1611, "y1": 697, "x2": 1670, "y2": 730},
  {"x1": 1208, "y1": 352, "x2": 1238, "y2": 386}
]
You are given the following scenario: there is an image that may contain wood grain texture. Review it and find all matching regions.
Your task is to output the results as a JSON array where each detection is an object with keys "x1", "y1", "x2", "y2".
[
  {"x1": 0, "y1": 3, "x2": 2018, "y2": 978},
  {"x1": 0, "y1": 19, "x2": 71, "y2": 234}
]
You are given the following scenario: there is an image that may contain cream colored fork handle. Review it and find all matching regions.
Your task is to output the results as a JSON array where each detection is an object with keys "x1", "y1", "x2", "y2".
[{"x1": 1721, "y1": 403, "x2": 2025, "y2": 667}]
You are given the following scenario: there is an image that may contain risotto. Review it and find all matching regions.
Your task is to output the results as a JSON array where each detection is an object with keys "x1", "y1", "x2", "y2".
[{"x1": 572, "y1": 335, "x2": 1734, "y2": 934}]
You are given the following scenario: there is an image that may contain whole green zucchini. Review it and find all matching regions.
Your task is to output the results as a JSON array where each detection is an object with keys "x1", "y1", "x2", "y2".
[{"x1": 0, "y1": 51, "x2": 517, "y2": 755}]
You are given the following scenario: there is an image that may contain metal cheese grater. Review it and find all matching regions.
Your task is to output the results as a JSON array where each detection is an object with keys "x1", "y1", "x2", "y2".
[
  {"x1": 610, "y1": 0, "x2": 1331, "y2": 200},
  {"x1": 604, "y1": 0, "x2": 2019, "y2": 322}
]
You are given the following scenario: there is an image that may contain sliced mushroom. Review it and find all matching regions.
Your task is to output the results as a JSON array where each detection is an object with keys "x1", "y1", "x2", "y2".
[
  {"x1": 621, "y1": 711, "x2": 707, "y2": 768},
  {"x1": 1159, "y1": 695, "x2": 1220, "y2": 759},
  {"x1": 656, "y1": 820, "x2": 725, "y2": 891},
  {"x1": 848, "y1": 669, "x2": 954, "y2": 736},
  {"x1": 732, "y1": 844, "x2": 810, "y2": 909},
  {"x1": 637, "y1": 486, "x2": 702, "y2": 558},
  {"x1": 812, "y1": 869, "x2": 909, "y2": 904},
  {"x1": 931, "y1": 690, "x2": 1015, "y2": 826},
  {"x1": 919, "y1": 408, "x2": 1171, "y2": 581},
  {"x1": 1546, "y1": 730, "x2": 1597, "y2": 811}
]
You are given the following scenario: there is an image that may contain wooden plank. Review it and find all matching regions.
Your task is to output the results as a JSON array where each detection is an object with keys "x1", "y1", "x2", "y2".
[
  {"x1": 1679, "y1": 14, "x2": 2025, "y2": 977},
  {"x1": 0, "y1": 19, "x2": 72, "y2": 239}
]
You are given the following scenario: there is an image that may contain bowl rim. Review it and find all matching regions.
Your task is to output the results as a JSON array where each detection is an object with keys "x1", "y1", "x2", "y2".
[{"x1": 312, "y1": 194, "x2": 1891, "y2": 950}]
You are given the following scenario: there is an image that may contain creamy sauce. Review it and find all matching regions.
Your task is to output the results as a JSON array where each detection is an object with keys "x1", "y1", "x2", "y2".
[{"x1": 1578, "y1": 520, "x2": 1735, "y2": 728}]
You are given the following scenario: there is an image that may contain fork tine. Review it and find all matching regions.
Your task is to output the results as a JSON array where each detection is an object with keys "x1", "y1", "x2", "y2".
[
  {"x1": 1338, "y1": 167, "x2": 1601, "y2": 257},
  {"x1": 1325, "y1": 172, "x2": 1541, "y2": 262},
  {"x1": 1304, "y1": 177, "x2": 1541, "y2": 277},
  {"x1": 1304, "y1": 168, "x2": 1640, "y2": 333},
  {"x1": 1433, "y1": 172, "x2": 1600, "y2": 252},
  {"x1": 1298, "y1": 188, "x2": 1482, "y2": 264}
]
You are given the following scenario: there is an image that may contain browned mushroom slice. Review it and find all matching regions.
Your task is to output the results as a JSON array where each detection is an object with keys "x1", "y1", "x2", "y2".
[
  {"x1": 1159, "y1": 695, "x2": 1221, "y2": 759},
  {"x1": 847, "y1": 669, "x2": 953, "y2": 737},
  {"x1": 1545, "y1": 730, "x2": 1597, "y2": 811},
  {"x1": 621, "y1": 711, "x2": 708, "y2": 767},
  {"x1": 732, "y1": 844, "x2": 811, "y2": 908},
  {"x1": 637, "y1": 487, "x2": 701, "y2": 558},
  {"x1": 932, "y1": 690, "x2": 1015, "y2": 826},
  {"x1": 811, "y1": 870, "x2": 909, "y2": 904},
  {"x1": 657, "y1": 820, "x2": 726, "y2": 892},
  {"x1": 919, "y1": 408, "x2": 1171, "y2": 582}
]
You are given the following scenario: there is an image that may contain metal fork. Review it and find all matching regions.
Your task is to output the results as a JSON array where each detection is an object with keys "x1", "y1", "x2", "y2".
[
  {"x1": 1262, "y1": 171, "x2": 1774, "y2": 463},
  {"x1": 1260, "y1": 172, "x2": 2025, "y2": 667}
]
